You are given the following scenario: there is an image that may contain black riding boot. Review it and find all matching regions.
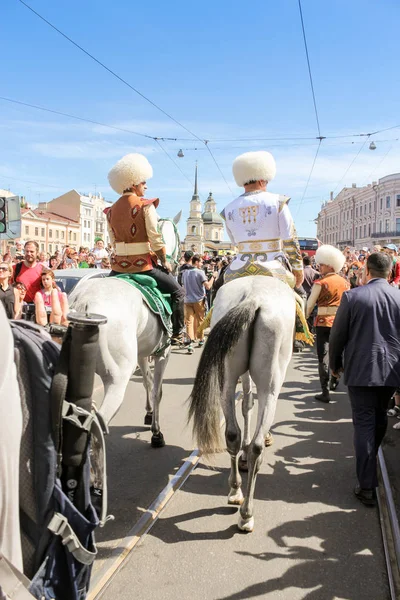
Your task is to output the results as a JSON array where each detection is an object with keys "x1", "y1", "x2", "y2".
[
  {"x1": 315, "y1": 362, "x2": 331, "y2": 403},
  {"x1": 171, "y1": 294, "x2": 185, "y2": 342}
]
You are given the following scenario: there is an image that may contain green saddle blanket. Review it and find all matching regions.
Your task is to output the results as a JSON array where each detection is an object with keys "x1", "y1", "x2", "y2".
[{"x1": 115, "y1": 273, "x2": 172, "y2": 334}]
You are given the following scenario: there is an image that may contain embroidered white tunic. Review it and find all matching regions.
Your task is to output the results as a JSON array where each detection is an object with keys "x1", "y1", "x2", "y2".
[{"x1": 221, "y1": 190, "x2": 302, "y2": 281}]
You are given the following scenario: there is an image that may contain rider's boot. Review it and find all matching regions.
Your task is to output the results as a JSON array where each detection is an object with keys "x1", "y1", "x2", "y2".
[
  {"x1": 315, "y1": 362, "x2": 331, "y2": 403},
  {"x1": 170, "y1": 293, "x2": 185, "y2": 346}
]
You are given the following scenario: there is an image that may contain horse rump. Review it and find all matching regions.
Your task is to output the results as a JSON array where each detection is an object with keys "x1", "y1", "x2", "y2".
[{"x1": 188, "y1": 300, "x2": 258, "y2": 455}]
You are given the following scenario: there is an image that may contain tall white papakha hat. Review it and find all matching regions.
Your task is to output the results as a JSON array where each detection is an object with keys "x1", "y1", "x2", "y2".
[
  {"x1": 232, "y1": 151, "x2": 277, "y2": 187},
  {"x1": 315, "y1": 245, "x2": 346, "y2": 273},
  {"x1": 108, "y1": 153, "x2": 153, "y2": 195}
]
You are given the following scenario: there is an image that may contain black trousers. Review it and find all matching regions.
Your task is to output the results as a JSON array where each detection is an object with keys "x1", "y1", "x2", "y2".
[
  {"x1": 316, "y1": 326, "x2": 331, "y2": 390},
  {"x1": 348, "y1": 386, "x2": 395, "y2": 489},
  {"x1": 110, "y1": 267, "x2": 185, "y2": 336}
]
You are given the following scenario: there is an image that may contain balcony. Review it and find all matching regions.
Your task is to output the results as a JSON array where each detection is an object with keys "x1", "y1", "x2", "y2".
[{"x1": 371, "y1": 231, "x2": 400, "y2": 239}]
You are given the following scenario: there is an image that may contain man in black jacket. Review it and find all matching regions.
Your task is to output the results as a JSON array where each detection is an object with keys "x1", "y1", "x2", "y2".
[{"x1": 329, "y1": 252, "x2": 400, "y2": 506}]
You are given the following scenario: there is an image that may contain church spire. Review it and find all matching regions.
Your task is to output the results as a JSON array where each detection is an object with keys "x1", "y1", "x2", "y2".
[{"x1": 192, "y1": 161, "x2": 199, "y2": 199}]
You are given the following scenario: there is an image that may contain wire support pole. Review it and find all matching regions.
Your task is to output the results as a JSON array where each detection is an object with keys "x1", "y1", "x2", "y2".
[
  {"x1": 298, "y1": 0, "x2": 321, "y2": 139},
  {"x1": 294, "y1": 139, "x2": 322, "y2": 217},
  {"x1": 17, "y1": 0, "x2": 203, "y2": 143},
  {"x1": 204, "y1": 142, "x2": 234, "y2": 197}
]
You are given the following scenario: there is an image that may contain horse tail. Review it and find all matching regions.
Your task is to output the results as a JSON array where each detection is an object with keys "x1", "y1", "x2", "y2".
[{"x1": 188, "y1": 299, "x2": 258, "y2": 455}]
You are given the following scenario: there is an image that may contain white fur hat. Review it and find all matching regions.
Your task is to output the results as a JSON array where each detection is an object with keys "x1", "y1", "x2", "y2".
[
  {"x1": 315, "y1": 245, "x2": 346, "y2": 273},
  {"x1": 108, "y1": 153, "x2": 153, "y2": 195},
  {"x1": 232, "y1": 151, "x2": 276, "y2": 187}
]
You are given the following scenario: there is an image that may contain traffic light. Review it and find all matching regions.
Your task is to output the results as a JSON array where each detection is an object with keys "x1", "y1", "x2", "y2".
[
  {"x1": 0, "y1": 196, "x2": 21, "y2": 240},
  {"x1": 0, "y1": 197, "x2": 6, "y2": 234}
]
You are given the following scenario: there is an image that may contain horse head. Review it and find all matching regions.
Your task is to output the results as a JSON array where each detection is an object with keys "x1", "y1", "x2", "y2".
[{"x1": 158, "y1": 213, "x2": 181, "y2": 275}]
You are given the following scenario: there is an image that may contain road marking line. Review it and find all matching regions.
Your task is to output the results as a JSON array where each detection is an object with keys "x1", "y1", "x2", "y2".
[{"x1": 88, "y1": 390, "x2": 242, "y2": 599}]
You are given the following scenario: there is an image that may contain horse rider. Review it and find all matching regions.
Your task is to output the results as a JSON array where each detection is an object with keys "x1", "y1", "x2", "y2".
[
  {"x1": 222, "y1": 150, "x2": 304, "y2": 290},
  {"x1": 306, "y1": 245, "x2": 349, "y2": 403},
  {"x1": 106, "y1": 153, "x2": 185, "y2": 344}
]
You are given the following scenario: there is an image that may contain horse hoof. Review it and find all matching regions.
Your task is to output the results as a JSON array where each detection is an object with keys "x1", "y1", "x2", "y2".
[
  {"x1": 151, "y1": 433, "x2": 165, "y2": 448},
  {"x1": 228, "y1": 488, "x2": 244, "y2": 505},
  {"x1": 264, "y1": 432, "x2": 274, "y2": 447},
  {"x1": 238, "y1": 456, "x2": 248, "y2": 472},
  {"x1": 238, "y1": 516, "x2": 254, "y2": 533},
  {"x1": 144, "y1": 412, "x2": 153, "y2": 426}
]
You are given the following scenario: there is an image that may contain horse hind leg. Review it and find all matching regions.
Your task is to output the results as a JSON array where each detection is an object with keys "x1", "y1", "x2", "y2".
[
  {"x1": 238, "y1": 388, "x2": 278, "y2": 533},
  {"x1": 222, "y1": 377, "x2": 244, "y2": 506},
  {"x1": 138, "y1": 356, "x2": 154, "y2": 425},
  {"x1": 239, "y1": 371, "x2": 254, "y2": 472}
]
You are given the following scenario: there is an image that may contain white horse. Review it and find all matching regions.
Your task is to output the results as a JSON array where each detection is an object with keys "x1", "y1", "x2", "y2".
[
  {"x1": 68, "y1": 213, "x2": 181, "y2": 447},
  {"x1": 188, "y1": 276, "x2": 295, "y2": 531}
]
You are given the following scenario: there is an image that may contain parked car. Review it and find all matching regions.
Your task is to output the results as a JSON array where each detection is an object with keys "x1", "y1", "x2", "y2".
[{"x1": 53, "y1": 269, "x2": 110, "y2": 296}]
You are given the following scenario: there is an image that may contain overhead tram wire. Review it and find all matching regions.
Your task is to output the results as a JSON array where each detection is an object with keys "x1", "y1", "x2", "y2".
[
  {"x1": 332, "y1": 137, "x2": 370, "y2": 195},
  {"x1": 17, "y1": 0, "x2": 204, "y2": 143},
  {"x1": 298, "y1": 0, "x2": 322, "y2": 140},
  {"x1": 294, "y1": 140, "x2": 322, "y2": 218},
  {"x1": 154, "y1": 140, "x2": 194, "y2": 190},
  {"x1": 2, "y1": 94, "x2": 400, "y2": 146},
  {"x1": 295, "y1": 0, "x2": 324, "y2": 216},
  {"x1": 204, "y1": 142, "x2": 234, "y2": 197}
]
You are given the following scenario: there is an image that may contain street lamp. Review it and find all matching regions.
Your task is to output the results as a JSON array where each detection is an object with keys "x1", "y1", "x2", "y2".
[
  {"x1": 369, "y1": 141, "x2": 377, "y2": 150},
  {"x1": 177, "y1": 149, "x2": 184, "y2": 158}
]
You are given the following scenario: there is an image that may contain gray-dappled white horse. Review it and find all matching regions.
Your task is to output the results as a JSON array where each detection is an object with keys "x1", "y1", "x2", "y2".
[
  {"x1": 188, "y1": 276, "x2": 295, "y2": 531},
  {"x1": 69, "y1": 213, "x2": 181, "y2": 448}
]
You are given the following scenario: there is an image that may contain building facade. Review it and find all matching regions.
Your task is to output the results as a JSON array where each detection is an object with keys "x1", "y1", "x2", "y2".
[
  {"x1": 20, "y1": 208, "x2": 80, "y2": 254},
  {"x1": 316, "y1": 173, "x2": 400, "y2": 249},
  {"x1": 183, "y1": 165, "x2": 236, "y2": 254},
  {"x1": 38, "y1": 190, "x2": 112, "y2": 249}
]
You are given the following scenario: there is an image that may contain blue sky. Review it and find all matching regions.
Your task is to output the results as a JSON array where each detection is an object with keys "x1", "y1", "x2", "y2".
[{"x1": 2, "y1": 0, "x2": 400, "y2": 238}]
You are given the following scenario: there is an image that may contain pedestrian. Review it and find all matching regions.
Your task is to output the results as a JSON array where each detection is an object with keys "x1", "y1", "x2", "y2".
[
  {"x1": 177, "y1": 250, "x2": 194, "y2": 286},
  {"x1": 34, "y1": 268, "x2": 69, "y2": 327},
  {"x1": 329, "y1": 252, "x2": 400, "y2": 506},
  {"x1": 382, "y1": 244, "x2": 400, "y2": 287},
  {"x1": 12, "y1": 240, "x2": 43, "y2": 303},
  {"x1": 181, "y1": 254, "x2": 215, "y2": 352},
  {"x1": 306, "y1": 245, "x2": 349, "y2": 402},
  {"x1": 302, "y1": 254, "x2": 319, "y2": 297},
  {"x1": 0, "y1": 262, "x2": 20, "y2": 319},
  {"x1": 93, "y1": 238, "x2": 109, "y2": 269}
]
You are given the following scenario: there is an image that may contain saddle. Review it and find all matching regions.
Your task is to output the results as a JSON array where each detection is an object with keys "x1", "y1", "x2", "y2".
[{"x1": 115, "y1": 273, "x2": 172, "y2": 335}]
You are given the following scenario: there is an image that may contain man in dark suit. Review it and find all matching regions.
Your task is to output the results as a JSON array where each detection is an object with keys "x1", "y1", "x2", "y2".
[{"x1": 329, "y1": 252, "x2": 400, "y2": 506}]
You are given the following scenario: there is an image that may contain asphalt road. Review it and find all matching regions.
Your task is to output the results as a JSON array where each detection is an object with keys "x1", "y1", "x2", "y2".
[{"x1": 90, "y1": 347, "x2": 389, "y2": 600}]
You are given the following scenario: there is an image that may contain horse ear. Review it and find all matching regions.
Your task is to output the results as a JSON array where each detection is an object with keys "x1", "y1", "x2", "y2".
[{"x1": 173, "y1": 210, "x2": 182, "y2": 225}]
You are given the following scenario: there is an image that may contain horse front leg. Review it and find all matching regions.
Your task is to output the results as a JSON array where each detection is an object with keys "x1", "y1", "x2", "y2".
[
  {"x1": 221, "y1": 379, "x2": 243, "y2": 506},
  {"x1": 138, "y1": 357, "x2": 154, "y2": 425},
  {"x1": 239, "y1": 391, "x2": 277, "y2": 533},
  {"x1": 150, "y1": 346, "x2": 171, "y2": 448},
  {"x1": 239, "y1": 371, "x2": 254, "y2": 472}
]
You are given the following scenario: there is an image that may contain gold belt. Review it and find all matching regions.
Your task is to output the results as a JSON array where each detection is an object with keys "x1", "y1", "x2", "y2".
[
  {"x1": 114, "y1": 241, "x2": 150, "y2": 255},
  {"x1": 238, "y1": 239, "x2": 282, "y2": 253},
  {"x1": 317, "y1": 306, "x2": 338, "y2": 316}
]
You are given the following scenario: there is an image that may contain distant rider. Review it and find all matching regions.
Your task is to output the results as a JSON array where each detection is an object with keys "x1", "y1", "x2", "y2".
[
  {"x1": 106, "y1": 153, "x2": 185, "y2": 344},
  {"x1": 221, "y1": 151, "x2": 304, "y2": 290}
]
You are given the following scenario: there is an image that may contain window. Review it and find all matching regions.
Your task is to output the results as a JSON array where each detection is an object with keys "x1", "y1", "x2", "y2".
[
  {"x1": 363, "y1": 224, "x2": 366, "y2": 237},
  {"x1": 374, "y1": 201, "x2": 376, "y2": 212},
  {"x1": 356, "y1": 207, "x2": 358, "y2": 218},
  {"x1": 25, "y1": 226, "x2": 29, "y2": 235},
  {"x1": 191, "y1": 226, "x2": 196, "y2": 234},
  {"x1": 397, "y1": 195, "x2": 400, "y2": 207},
  {"x1": 41, "y1": 228, "x2": 45, "y2": 237},
  {"x1": 56, "y1": 230, "x2": 59, "y2": 239},
  {"x1": 368, "y1": 223, "x2": 371, "y2": 236},
  {"x1": 49, "y1": 244, "x2": 52, "y2": 253},
  {"x1": 364, "y1": 205, "x2": 367, "y2": 215},
  {"x1": 385, "y1": 219, "x2": 390, "y2": 232},
  {"x1": 69, "y1": 231, "x2": 72, "y2": 241},
  {"x1": 397, "y1": 218, "x2": 400, "y2": 233},
  {"x1": 61, "y1": 231, "x2": 65, "y2": 239},
  {"x1": 379, "y1": 220, "x2": 382, "y2": 232},
  {"x1": 369, "y1": 203, "x2": 371, "y2": 213},
  {"x1": 41, "y1": 243, "x2": 44, "y2": 251},
  {"x1": 380, "y1": 198, "x2": 383, "y2": 210},
  {"x1": 34, "y1": 227, "x2": 38, "y2": 236},
  {"x1": 73, "y1": 233, "x2": 77, "y2": 241},
  {"x1": 49, "y1": 229, "x2": 52, "y2": 238},
  {"x1": 386, "y1": 196, "x2": 391, "y2": 209}
]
